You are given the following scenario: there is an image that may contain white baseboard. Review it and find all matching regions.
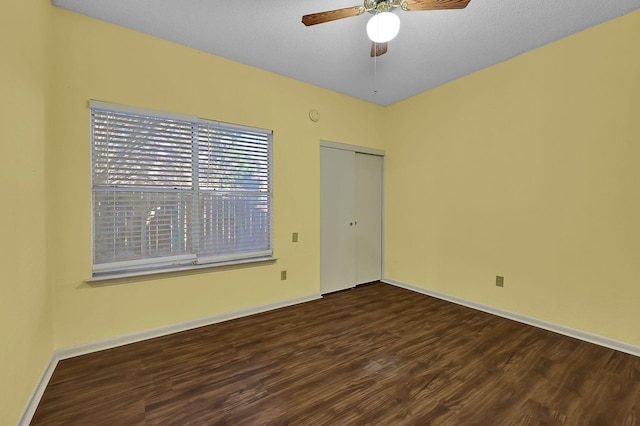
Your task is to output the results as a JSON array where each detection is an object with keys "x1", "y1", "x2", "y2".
[
  {"x1": 18, "y1": 292, "x2": 321, "y2": 426},
  {"x1": 56, "y1": 293, "x2": 321, "y2": 360},
  {"x1": 17, "y1": 355, "x2": 59, "y2": 426},
  {"x1": 382, "y1": 278, "x2": 640, "y2": 358}
]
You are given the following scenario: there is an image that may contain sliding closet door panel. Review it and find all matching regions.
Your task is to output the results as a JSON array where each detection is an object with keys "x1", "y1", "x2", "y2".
[
  {"x1": 355, "y1": 153, "x2": 383, "y2": 284},
  {"x1": 320, "y1": 147, "x2": 356, "y2": 294}
]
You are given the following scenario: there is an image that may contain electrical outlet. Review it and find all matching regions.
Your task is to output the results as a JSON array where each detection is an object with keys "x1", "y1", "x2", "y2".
[
  {"x1": 496, "y1": 276, "x2": 504, "y2": 287},
  {"x1": 281, "y1": 270, "x2": 287, "y2": 280},
  {"x1": 292, "y1": 232, "x2": 298, "y2": 243}
]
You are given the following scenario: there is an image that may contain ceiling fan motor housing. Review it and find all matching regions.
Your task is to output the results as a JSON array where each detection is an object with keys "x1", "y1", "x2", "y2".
[{"x1": 365, "y1": 0, "x2": 406, "y2": 14}]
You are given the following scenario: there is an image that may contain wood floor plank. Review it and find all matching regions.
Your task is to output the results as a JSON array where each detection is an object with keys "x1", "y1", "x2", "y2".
[{"x1": 31, "y1": 282, "x2": 640, "y2": 425}]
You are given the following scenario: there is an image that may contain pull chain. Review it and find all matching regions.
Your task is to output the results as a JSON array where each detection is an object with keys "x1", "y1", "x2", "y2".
[{"x1": 373, "y1": 43, "x2": 378, "y2": 96}]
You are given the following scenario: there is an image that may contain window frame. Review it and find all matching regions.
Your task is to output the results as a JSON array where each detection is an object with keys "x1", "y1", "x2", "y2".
[{"x1": 88, "y1": 100, "x2": 274, "y2": 282}]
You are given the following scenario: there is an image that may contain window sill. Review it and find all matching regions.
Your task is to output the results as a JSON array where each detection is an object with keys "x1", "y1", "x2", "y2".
[{"x1": 85, "y1": 256, "x2": 277, "y2": 286}]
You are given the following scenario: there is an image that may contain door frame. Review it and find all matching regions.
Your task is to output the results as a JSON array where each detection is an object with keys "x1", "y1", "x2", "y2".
[
  {"x1": 320, "y1": 140, "x2": 384, "y2": 157},
  {"x1": 319, "y1": 140, "x2": 385, "y2": 287}
]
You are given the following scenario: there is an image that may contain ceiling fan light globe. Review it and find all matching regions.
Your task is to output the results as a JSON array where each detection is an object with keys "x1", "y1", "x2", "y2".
[{"x1": 366, "y1": 12, "x2": 400, "y2": 43}]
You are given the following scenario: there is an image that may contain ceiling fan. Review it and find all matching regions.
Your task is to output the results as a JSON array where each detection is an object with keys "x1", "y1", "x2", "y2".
[{"x1": 302, "y1": 0, "x2": 470, "y2": 57}]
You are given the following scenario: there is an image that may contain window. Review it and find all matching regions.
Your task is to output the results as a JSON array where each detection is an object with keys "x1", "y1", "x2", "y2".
[{"x1": 91, "y1": 101, "x2": 272, "y2": 277}]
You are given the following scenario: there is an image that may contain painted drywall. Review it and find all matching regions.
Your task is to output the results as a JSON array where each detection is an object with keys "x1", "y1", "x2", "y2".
[
  {"x1": 48, "y1": 7, "x2": 384, "y2": 349},
  {"x1": 383, "y1": 10, "x2": 640, "y2": 345},
  {"x1": 0, "y1": 0, "x2": 53, "y2": 424}
]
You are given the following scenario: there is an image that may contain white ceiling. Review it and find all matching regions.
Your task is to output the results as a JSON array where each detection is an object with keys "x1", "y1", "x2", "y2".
[{"x1": 52, "y1": 0, "x2": 640, "y2": 106}]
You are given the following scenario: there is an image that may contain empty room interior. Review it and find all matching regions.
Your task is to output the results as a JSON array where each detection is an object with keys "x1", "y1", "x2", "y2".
[{"x1": 3, "y1": 0, "x2": 640, "y2": 424}]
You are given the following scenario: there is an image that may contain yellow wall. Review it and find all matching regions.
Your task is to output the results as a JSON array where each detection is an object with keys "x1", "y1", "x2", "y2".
[
  {"x1": 383, "y1": 10, "x2": 640, "y2": 345},
  {"x1": 48, "y1": 8, "x2": 384, "y2": 349},
  {"x1": 0, "y1": 0, "x2": 53, "y2": 423}
]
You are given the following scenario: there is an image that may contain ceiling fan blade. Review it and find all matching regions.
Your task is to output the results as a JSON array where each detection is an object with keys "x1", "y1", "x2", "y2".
[
  {"x1": 370, "y1": 42, "x2": 388, "y2": 57},
  {"x1": 403, "y1": 0, "x2": 470, "y2": 11},
  {"x1": 302, "y1": 6, "x2": 364, "y2": 26}
]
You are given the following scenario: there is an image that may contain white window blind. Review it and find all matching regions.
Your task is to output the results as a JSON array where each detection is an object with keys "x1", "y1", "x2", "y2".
[{"x1": 91, "y1": 101, "x2": 272, "y2": 276}]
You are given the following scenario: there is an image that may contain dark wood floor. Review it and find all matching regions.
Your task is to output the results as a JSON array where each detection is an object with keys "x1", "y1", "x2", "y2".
[{"x1": 32, "y1": 282, "x2": 640, "y2": 425}]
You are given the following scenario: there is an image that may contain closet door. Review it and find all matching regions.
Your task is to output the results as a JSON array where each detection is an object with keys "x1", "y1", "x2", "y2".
[
  {"x1": 355, "y1": 153, "x2": 383, "y2": 284},
  {"x1": 321, "y1": 144, "x2": 383, "y2": 294},
  {"x1": 320, "y1": 146, "x2": 356, "y2": 294}
]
